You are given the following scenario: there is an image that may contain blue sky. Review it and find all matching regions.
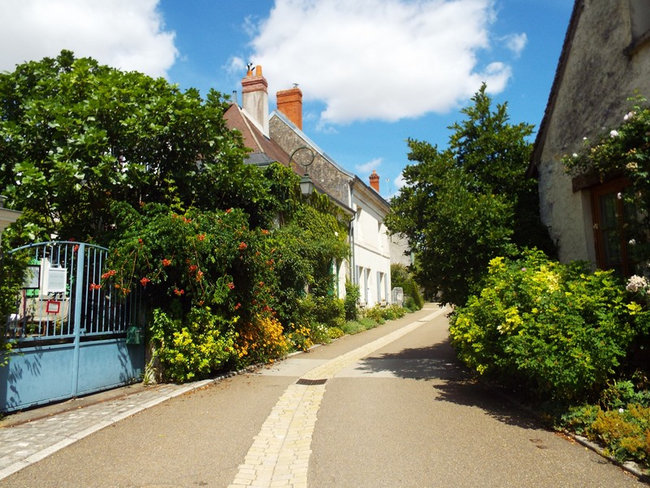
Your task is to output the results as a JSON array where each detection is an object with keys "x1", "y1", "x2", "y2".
[{"x1": 0, "y1": 0, "x2": 573, "y2": 198}]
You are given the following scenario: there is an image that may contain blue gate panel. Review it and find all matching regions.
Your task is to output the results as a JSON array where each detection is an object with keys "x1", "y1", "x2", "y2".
[
  {"x1": 76, "y1": 339, "x2": 144, "y2": 396},
  {"x1": 0, "y1": 343, "x2": 75, "y2": 412}
]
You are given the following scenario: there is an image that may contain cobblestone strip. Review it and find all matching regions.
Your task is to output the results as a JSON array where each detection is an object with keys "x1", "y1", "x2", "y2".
[
  {"x1": 228, "y1": 383, "x2": 325, "y2": 488},
  {"x1": 228, "y1": 305, "x2": 450, "y2": 487}
]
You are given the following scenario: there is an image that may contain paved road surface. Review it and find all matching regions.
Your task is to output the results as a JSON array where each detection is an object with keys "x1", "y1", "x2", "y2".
[{"x1": 0, "y1": 305, "x2": 646, "y2": 487}]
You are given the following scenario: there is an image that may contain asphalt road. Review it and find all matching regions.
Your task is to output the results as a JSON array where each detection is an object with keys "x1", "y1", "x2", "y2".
[{"x1": 1, "y1": 305, "x2": 646, "y2": 487}]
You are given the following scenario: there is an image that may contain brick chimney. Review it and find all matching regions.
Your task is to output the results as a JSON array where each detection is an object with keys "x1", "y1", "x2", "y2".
[
  {"x1": 369, "y1": 170, "x2": 380, "y2": 192},
  {"x1": 276, "y1": 85, "x2": 303, "y2": 130},
  {"x1": 241, "y1": 65, "x2": 269, "y2": 136}
]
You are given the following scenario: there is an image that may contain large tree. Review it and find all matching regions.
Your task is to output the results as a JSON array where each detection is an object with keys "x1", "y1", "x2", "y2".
[
  {"x1": 387, "y1": 85, "x2": 552, "y2": 306},
  {"x1": 0, "y1": 50, "x2": 280, "y2": 243}
]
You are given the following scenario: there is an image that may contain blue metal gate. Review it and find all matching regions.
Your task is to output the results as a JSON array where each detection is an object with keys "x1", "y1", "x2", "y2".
[{"x1": 1, "y1": 241, "x2": 145, "y2": 412}]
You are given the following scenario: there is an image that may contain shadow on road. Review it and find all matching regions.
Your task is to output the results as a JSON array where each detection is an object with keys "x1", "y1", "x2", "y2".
[{"x1": 355, "y1": 339, "x2": 544, "y2": 430}]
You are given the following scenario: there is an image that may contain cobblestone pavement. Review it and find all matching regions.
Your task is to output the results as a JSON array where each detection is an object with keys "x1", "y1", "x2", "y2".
[{"x1": 0, "y1": 380, "x2": 212, "y2": 481}]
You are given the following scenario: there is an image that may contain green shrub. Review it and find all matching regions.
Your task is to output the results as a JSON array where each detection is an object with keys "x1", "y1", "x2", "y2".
[
  {"x1": 341, "y1": 321, "x2": 365, "y2": 335},
  {"x1": 361, "y1": 304, "x2": 407, "y2": 323},
  {"x1": 450, "y1": 249, "x2": 639, "y2": 403},
  {"x1": 314, "y1": 296, "x2": 345, "y2": 328},
  {"x1": 297, "y1": 294, "x2": 345, "y2": 329},
  {"x1": 381, "y1": 304, "x2": 407, "y2": 320},
  {"x1": 344, "y1": 282, "x2": 360, "y2": 320},
  {"x1": 309, "y1": 322, "x2": 331, "y2": 345},
  {"x1": 362, "y1": 306, "x2": 386, "y2": 324},
  {"x1": 559, "y1": 404, "x2": 601, "y2": 436},
  {"x1": 341, "y1": 318, "x2": 379, "y2": 335},
  {"x1": 559, "y1": 401, "x2": 650, "y2": 469},
  {"x1": 600, "y1": 380, "x2": 650, "y2": 410}
]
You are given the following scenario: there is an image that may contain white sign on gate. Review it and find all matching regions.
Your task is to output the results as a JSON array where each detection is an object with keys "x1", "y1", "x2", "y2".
[{"x1": 39, "y1": 258, "x2": 67, "y2": 296}]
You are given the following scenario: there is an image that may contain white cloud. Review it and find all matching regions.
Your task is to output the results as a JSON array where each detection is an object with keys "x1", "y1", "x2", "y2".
[
  {"x1": 502, "y1": 32, "x2": 527, "y2": 57},
  {"x1": 394, "y1": 172, "x2": 408, "y2": 190},
  {"x1": 227, "y1": 56, "x2": 246, "y2": 75},
  {"x1": 356, "y1": 157, "x2": 383, "y2": 174},
  {"x1": 0, "y1": 0, "x2": 177, "y2": 77},
  {"x1": 250, "y1": 0, "x2": 513, "y2": 124}
]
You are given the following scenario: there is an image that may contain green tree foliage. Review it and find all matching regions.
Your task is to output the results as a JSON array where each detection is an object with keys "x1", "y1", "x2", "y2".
[
  {"x1": 387, "y1": 85, "x2": 552, "y2": 305},
  {"x1": 0, "y1": 50, "x2": 261, "y2": 242}
]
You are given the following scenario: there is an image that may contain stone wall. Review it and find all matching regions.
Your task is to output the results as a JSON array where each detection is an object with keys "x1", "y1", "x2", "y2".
[{"x1": 269, "y1": 114, "x2": 352, "y2": 204}]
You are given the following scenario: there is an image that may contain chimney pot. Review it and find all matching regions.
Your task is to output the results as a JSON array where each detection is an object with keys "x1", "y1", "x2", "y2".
[
  {"x1": 241, "y1": 65, "x2": 269, "y2": 136},
  {"x1": 369, "y1": 170, "x2": 380, "y2": 192},
  {"x1": 276, "y1": 86, "x2": 303, "y2": 130}
]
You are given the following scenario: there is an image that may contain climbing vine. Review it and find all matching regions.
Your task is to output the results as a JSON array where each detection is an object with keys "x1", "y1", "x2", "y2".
[{"x1": 564, "y1": 96, "x2": 650, "y2": 271}]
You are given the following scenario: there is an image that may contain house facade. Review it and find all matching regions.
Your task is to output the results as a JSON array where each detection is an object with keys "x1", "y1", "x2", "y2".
[
  {"x1": 229, "y1": 67, "x2": 393, "y2": 306},
  {"x1": 530, "y1": 0, "x2": 650, "y2": 274}
]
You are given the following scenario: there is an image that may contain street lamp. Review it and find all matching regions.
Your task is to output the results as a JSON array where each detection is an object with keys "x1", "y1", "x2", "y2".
[
  {"x1": 290, "y1": 146, "x2": 316, "y2": 197},
  {"x1": 299, "y1": 174, "x2": 315, "y2": 196}
]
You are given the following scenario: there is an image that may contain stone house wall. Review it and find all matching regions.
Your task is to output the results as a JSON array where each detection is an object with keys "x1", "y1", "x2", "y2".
[{"x1": 269, "y1": 114, "x2": 352, "y2": 204}]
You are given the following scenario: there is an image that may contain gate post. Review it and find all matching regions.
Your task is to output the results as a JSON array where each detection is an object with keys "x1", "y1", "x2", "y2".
[{"x1": 71, "y1": 242, "x2": 85, "y2": 396}]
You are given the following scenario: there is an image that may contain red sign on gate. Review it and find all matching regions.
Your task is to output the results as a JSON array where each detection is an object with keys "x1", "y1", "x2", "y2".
[{"x1": 46, "y1": 300, "x2": 61, "y2": 314}]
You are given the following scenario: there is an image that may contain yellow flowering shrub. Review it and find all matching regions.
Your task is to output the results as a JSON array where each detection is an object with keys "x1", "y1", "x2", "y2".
[
  {"x1": 588, "y1": 405, "x2": 650, "y2": 467},
  {"x1": 287, "y1": 324, "x2": 314, "y2": 352},
  {"x1": 235, "y1": 315, "x2": 290, "y2": 365},
  {"x1": 151, "y1": 307, "x2": 236, "y2": 383}
]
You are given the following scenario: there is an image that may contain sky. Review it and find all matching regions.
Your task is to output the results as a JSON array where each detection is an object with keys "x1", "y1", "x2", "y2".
[{"x1": 0, "y1": 0, "x2": 573, "y2": 199}]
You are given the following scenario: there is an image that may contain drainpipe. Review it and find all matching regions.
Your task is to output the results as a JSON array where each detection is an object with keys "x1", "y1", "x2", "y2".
[{"x1": 349, "y1": 216, "x2": 355, "y2": 287}]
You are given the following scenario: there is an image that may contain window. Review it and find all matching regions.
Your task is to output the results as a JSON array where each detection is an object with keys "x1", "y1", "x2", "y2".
[
  {"x1": 591, "y1": 178, "x2": 635, "y2": 276},
  {"x1": 377, "y1": 271, "x2": 384, "y2": 303}
]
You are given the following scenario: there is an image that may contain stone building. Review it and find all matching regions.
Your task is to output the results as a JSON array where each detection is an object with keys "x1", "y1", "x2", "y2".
[
  {"x1": 227, "y1": 66, "x2": 393, "y2": 306},
  {"x1": 529, "y1": 0, "x2": 650, "y2": 274}
]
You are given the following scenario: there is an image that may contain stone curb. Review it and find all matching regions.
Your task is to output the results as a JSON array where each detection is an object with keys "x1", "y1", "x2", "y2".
[{"x1": 567, "y1": 432, "x2": 649, "y2": 483}]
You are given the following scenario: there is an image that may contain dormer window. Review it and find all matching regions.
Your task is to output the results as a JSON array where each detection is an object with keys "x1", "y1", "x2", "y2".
[{"x1": 625, "y1": 0, "x2": 650, "y2": 55}]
